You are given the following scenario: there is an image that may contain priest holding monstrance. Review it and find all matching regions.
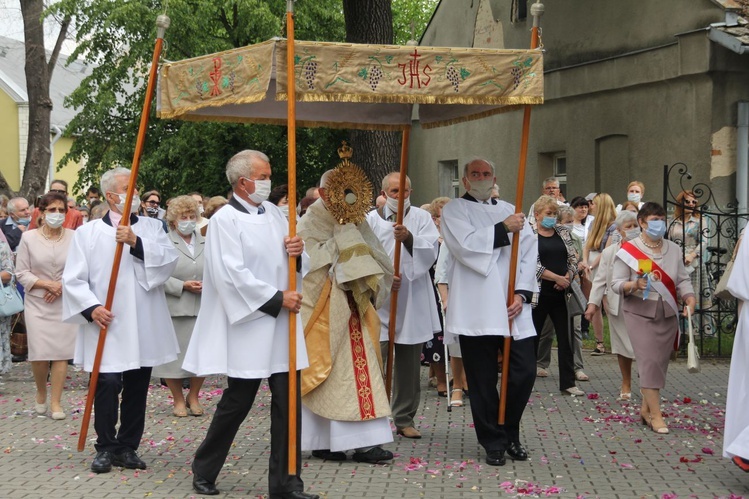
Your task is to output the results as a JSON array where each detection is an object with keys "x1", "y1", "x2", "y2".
[
  {"x1": 298, "y1": 144, "x2": 398, "y2": 464},
  {"x1": 182, "y1": 150, "x2": 318, "y2": 499}
]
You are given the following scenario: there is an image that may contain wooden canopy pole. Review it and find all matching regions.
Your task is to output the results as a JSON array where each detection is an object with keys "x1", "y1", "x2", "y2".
[
  {"x1": 285, "y1": 0, "x2": 299, "y2": 475},
  {"x1": 385, "y1": 126, "x2": 411, "y2": 400},
  {"x1": 499, "y1": 0, "x2": 544, "y2": 425},
  {"x1": 77, "y1": 14, "x2": 170, "y2": 452}
]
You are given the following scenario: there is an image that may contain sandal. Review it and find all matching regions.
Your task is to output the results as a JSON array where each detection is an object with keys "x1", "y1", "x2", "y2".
[
  {"x1": 186, "y1": 400, "x2": 204, "y2": 417},
  {"x1": 450, "y1": 389, "x2": 464, "y2": 407},
  {"x1": 591, "y1": 342, "x2": 605, "y2": 356},
  {"x1": 173, "y1": 406, "x2": 188, "y2": 417}
]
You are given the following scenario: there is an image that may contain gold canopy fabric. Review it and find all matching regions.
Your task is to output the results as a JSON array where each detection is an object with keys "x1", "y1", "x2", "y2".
[{"x1": 157, "y1": 39, "x2": 543, "y2": 130}]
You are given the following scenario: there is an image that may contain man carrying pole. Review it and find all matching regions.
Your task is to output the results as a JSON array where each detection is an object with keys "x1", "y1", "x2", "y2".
[
  {"x1": 367, "y1": 172, "x2": 440, "y2": 439},
  {"x1": 182, "y1": 150, "x2": 318, "y2": 499},
  {"x1": 62, "y1": 167, "x2": 180, "y2": 473},
  {"x1": 440, "y1": 158, "x2": 537, "y2": 467}
]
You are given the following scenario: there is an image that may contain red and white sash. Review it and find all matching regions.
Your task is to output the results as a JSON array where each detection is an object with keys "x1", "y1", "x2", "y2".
[{"x1": 617, "y1": 241, "x2": 682, "y2": 348}]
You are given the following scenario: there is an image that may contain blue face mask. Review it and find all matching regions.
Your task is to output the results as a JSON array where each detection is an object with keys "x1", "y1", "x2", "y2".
[
  {"x1": 645, "y1": 220, "x2": 666, "y2": 240},
  {"x1": 16, "y1": 217, "x2": 30, "y2": 227},
  {"x1": 540, "y1": 216, "x2": 556, "y2": 229}
]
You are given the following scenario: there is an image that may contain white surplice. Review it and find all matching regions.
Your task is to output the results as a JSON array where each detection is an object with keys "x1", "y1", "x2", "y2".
[
  {"x1": 441, "y1": 198, "x2": 538, "y2": 343},
  {"x1": 366, "y1": 206, "x2": 440, "y2": 344},
  {"x1": 182, "y1": 201, "x2": 309, "y2": 379},
  {"x1": 62, "y1": 215, "x2": 179, "y2": 372},
  {"x1": 724, "y1": 234, "x2": 749, "y2": 460}
]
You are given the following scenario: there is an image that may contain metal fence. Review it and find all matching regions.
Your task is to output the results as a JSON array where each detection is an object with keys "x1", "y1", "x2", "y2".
[{"x1": 663, "y1": 163, "x2": 748, "y2": 357}]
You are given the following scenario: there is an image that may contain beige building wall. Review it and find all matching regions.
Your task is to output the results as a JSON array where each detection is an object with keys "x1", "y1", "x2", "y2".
[{"x1": 0, "y1": 90, "x2": 21, "y2": 190}]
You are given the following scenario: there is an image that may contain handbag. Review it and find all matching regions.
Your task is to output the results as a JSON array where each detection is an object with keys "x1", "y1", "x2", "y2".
[
  {"x1": 565, "y1": 279, "x2": 587, "y2": 317},
  {"x1": 686, "y1": 307, "x2": 700, "y2": 374},
  {"x1": 715, "y1": 237, "x2": 741, "y2": 301},
  {"x1": 0, "y1": 278, "x2": 23, "y2": 317}
]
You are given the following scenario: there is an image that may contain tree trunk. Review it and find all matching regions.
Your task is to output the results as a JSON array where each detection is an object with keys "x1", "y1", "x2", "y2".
[
  {"x1": 343, "y1": 0, "x2": 401, "y2": 198},
  {"x1": 17, "y1": 0, "x2": 54, "y2": 203}
]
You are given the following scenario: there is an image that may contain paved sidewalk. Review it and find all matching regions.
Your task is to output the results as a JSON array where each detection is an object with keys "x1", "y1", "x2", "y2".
[{"x1": 0, "y1": 354, "x2": 746, "y2": 498}]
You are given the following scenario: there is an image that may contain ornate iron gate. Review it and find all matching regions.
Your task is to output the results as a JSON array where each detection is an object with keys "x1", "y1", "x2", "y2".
[{"x1": 663, "y1": 163, "x2": 747, "y2": 357}]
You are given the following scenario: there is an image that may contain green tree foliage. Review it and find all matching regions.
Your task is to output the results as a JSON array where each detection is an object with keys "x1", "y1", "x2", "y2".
[
  {"x1": 56, "y1": 0, "x2": 436, "y2": 198},
  {"x1": 392, "y1": 0, "x2": 438, "y2": 45}
]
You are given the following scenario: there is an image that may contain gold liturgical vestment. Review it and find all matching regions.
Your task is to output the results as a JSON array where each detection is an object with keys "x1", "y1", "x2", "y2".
[{"x1": 298, "y1": 199, "x2": 393, "y2": 422}]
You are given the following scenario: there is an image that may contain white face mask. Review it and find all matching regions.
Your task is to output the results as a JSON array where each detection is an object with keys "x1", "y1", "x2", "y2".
[
  {"x1": 82, "y1": 216, "x2": 89, "y2": 223},
  {"x1": 627, "y1": 192, "x2": 642, "y2": 203},
  {"x1": 385, "y1": 195, "x2": 410, "y2": 215},
  {"x1": 113, "y1": 193, "x2": 140, "y2": 214},
  {"x1": 246, "y1": 179, "x2": 271, "y2": 204},
  {"x1": 467, "y1": 179, "x2": 494, "y2": 201},
  {"x1": 623, "y1": 227, "x2": 641, "y2": 241},
  {"x1": 45, "y1": 212, "x2": 65, "y2": 229},
  {"x1": 177, "y1": 220, "x2": 196, "y2": 235},
  {"x1": 279, "y1": 205, "x2": 290, "y2": 217}
]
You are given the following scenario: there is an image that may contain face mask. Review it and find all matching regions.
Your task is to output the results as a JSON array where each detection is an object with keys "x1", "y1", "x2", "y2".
[
  {"x1": 246, "y1": 179, "x2": 271, "y2": 204},
  {"x1": 82, "y1": 216, "x2": 89, "y2": 224},
  {"x1": 624, "y1": 227, "x2": 641, "y2": 241},
  {"x1": 540, "y1": 216, "x2": 556, "y2": 229},
  {"x1": 279, "y1": 205, "x2": 290, "y2": 217},
  {"x1": 145, "y1": 206, "x2": 159, "y2": 217},
  {"x1": 16, "y1": 217, "x2": 31, "y2": 226},
  {"x1": 467, "y1": 179, "x2": 494, "y2": 201},
  {"x1": 113, "y1": 193, "x2": 140, "y2": 214},
  {"x1": 564, "y1": 223, "x2": 574, "y2": 231},
  {"x1": 45, "y1": 212, "x2": 65, "y2": 229},
  {"x1": 177, "y1": 220, "x2": 196, "y2": 235},
  {"x1": 627, "y1": 193, "x2": 641, "y2": 203},
  {"x1": 645, "y1": 220, "x2": 666, "y2": 240},
  {"x1": 197, "y1": 204, "x2": 205, "y2": 215},
  {"x1": 385, "y1": 195, "x2": 410, "y2": 215}
]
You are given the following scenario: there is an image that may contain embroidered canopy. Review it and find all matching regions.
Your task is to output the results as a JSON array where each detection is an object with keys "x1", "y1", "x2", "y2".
[{"x1": 157, "y1": 39, "x2": 543, "y2": 130}]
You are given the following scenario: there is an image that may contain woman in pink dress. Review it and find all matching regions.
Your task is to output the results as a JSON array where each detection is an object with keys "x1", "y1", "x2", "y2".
[{"x1": 16, "y1": 193, "x2": 77, "y2": 419}]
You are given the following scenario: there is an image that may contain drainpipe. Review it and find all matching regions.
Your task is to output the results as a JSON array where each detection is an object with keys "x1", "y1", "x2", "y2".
[
  {"x1": 738, "y1": 102, "x2": 748, "y2": 231},
  {"x1": 49, "y1": 125, "x2": 63, "y2": 190}
]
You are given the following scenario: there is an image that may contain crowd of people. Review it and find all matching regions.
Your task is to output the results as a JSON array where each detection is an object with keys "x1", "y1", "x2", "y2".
[{"x1": 0, "y1": 151, "x2": 746, "y2": 498}]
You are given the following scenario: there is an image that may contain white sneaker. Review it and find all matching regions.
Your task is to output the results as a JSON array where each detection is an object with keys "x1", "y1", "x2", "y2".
[
  {"x1": 563, "y1": 386, "x2": 585, "y2": 396},
  {"x1": 575, "y1": 370, "x2": 590, "y2": 381},
  {"x1": 536, "y1": 367, "x2": 549, "y2": 377}
]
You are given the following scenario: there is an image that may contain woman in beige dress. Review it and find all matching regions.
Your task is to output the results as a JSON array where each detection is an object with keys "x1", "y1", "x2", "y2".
[
  {"x1": 152, "y1": 196, "x2": 206, "y2": 417},
  {"x1": 611, "y1": 202, "x2": 695, "y2": 434},
  {"x1": 15, "y1": 193, "x2": 77, "y2": 419}
]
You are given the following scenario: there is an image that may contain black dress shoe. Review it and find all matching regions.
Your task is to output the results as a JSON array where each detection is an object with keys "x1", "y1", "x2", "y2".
[
  {"x1": 485, "y1": 450, "x2": 506, "y2": 466},
  {"x1": 352, "y1": 446, "x2": 393, "y2": 463},
  {"x1": 192, "y1": 474, "x2": 219, "y2": 495},
  {"x1": 507, "y1": 442, "x2": 529, "y2": 461},
  {"x1": 311, "y1": 449, "x2": 347, "y2": 461},
  {"x1": 91, "y1": 451, "x2": 113, "y2": 473},
  {"x1": 112, "y1": 449, "x2": 147, "y2": 470},
  {"x1": 269, "y1": 491, "x2": 320, "y2": 499}
]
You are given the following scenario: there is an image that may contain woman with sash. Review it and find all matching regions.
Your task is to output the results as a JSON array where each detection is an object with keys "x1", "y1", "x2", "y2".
[{"x1": 611, "y1": 202, "x2": 695, "y2": 434}]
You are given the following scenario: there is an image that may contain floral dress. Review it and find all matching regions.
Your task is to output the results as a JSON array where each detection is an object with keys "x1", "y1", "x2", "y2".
[
  {"x1": 0, "y1": 239, "x2": 14, "y2": 374},
  {"x1": 668, "y1": 215, "x2": 712, "y2": 309}
]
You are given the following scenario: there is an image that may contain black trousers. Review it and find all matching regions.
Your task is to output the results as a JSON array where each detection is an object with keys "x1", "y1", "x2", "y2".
[
  {"x1": 458, "y1": 335, "x2": 535, "y2": 452},
  {"x1": 192, "y1": 372, "x2": 303, "y2": 495},
  {"x1": 94, "y1": 367, "x2": 152, "y2": 453},
  {"x1": 532, "y1": 292, "x2": 576, "y2": 391}
]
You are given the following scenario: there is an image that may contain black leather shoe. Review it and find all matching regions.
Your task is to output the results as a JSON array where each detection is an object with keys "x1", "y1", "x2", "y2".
[
  {"x1": 507, "y1": 442, "x2": 529, "y2": 461},
  {"x1": 192, "y1": 474, "x2": 219, "y2": 495},
  {"x1": 311, "y1": 449, "x2": 347, "y2": 461},
  {"x1": 352, "y1": 446, "x2": 393, "y2": 463},
  {"x1": 91, "y1": 451, "x2": 113, "y2": 473},
  {"x1": 269, "y1": 491, "x2": 320, "y2": 499},
  {"x1": 112, "y1": 449, "x2": 147, "y2": 470},
  {"x1": 485, "y1": 450, "x2": 506, "y2": 466}
]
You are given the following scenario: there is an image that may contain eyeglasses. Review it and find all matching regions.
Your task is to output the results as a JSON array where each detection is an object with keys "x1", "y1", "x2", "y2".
[
  {"x1": 49, "y1": 189, "x2": 67, "y2": 195},
  {"x1": 544, "y1": 186, "x2": 559, "y2": 191},
  {"x1": 145, "y1": 200, "x2": 160, "y2": 206}
]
